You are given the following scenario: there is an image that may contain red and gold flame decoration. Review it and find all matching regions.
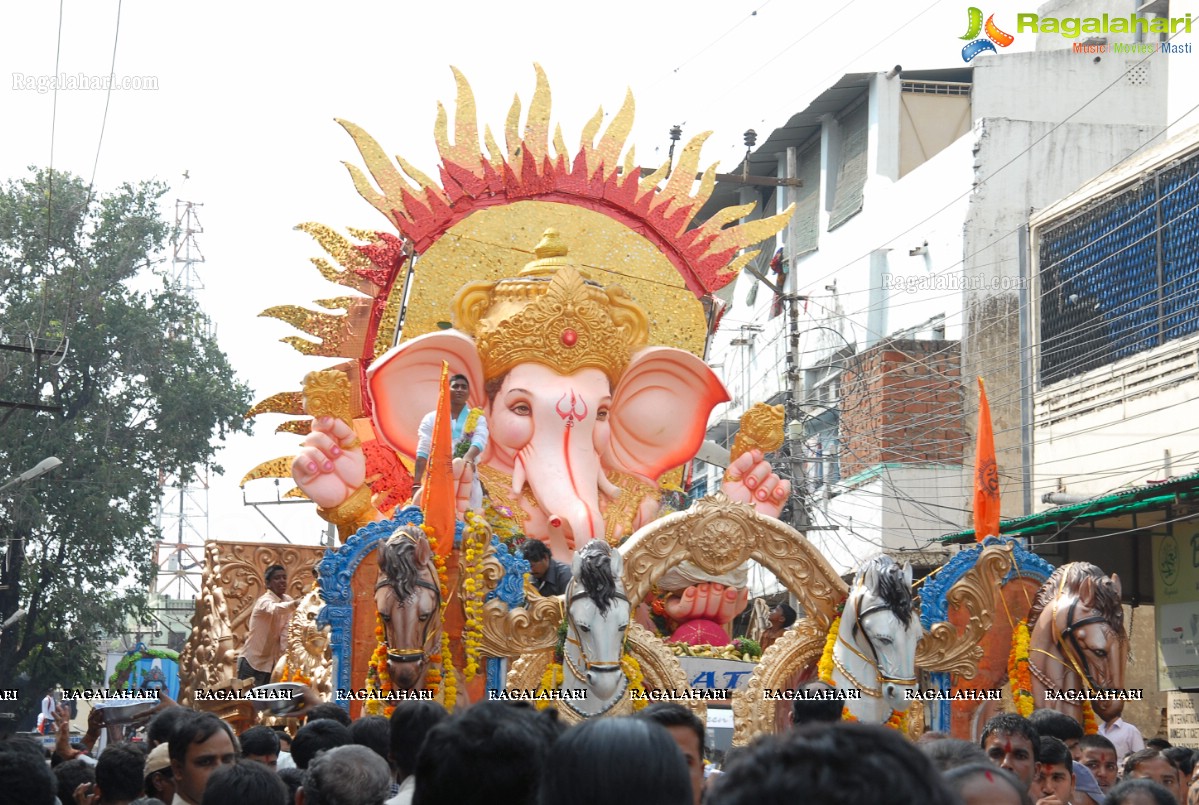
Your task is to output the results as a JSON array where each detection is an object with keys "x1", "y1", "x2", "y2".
[{"x1": 241, "y1": 65, "x2": 792, "y2": 509}]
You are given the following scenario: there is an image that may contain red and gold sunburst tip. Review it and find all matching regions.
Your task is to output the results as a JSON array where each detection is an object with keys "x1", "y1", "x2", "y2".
[
  {"x1": 246, "y1": 391, "x2": 304, "y2": 419},
  {"x1": 338, "y1": 64, "x2": 792, "y2": 299}
]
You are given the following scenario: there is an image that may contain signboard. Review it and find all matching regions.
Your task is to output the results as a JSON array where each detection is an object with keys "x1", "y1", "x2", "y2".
[
  {"x1": 1168, "y1": 691, "x2": 1199, "y2": 748},
  {"x1": 676, "y1": 658, "x2": 756, "y2": 692},
  {"x1": 1153, "y1": 533, "x2": 1199, "y2": 691}
]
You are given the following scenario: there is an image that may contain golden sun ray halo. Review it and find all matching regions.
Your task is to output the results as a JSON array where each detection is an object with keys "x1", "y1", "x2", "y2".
[{"x1": 242, "y1": 65, "x2": 793, "y2": 491}]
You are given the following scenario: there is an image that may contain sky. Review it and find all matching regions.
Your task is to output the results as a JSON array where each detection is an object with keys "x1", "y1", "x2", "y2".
[{"x1": 1, "y1": 0, "x2": 1025, "y2": 547}]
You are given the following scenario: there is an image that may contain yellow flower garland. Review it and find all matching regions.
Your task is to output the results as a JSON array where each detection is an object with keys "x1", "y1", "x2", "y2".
[
  {"x1": 365, "y1": 612, "x2": 393, "y2": 717},
  {"x1": 817, "y1": 615, "x2": 841, "y2": 685},
  {"x1": 535, "y1": 662, "x2": 565, "y2": 710},
  {"x1": 460, "y1": 512, "x2": 487, "y2": 682},
  {"x1": 1009, "y1": 621, "x2": 1035, "y2": 718},
  {"x1": 433, "y1": 551, "x2": 457, "y2": 711},
  {"x1": 816, "y1": 612, "x2": 907, "y2": 733},
  {"x1": 621, "y1": 654, "x2": 649, "y2": 711},
  {"x1": 532, "y1": 653, "x2": 647, "y2": 711}
]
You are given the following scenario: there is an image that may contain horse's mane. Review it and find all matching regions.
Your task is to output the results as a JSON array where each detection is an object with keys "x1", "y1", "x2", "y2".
[
  {"x1": 1027, "y1": 562, "x2": 1125, "y2": 638},
  {"x1": 576, "y1": 541, "x2": 619, "y2": 615},
  {"x1": 377, "y1": 525, "x2": 426, "y2": 604},
  {"x1": 856, "y1": 556, "x2": 914, "y2": 628}
]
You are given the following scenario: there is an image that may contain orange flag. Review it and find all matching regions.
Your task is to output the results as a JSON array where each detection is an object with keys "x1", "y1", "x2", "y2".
[
  {"x1": 973, "y1": 377, "x2": 1000, "y2": 542},
  {"x1": 422, "y1": 362, "x2": 456, "y2": 556}
]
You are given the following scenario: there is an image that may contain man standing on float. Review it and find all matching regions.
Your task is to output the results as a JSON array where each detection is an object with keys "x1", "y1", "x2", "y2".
[
  {"x1": 412, "y1": 373, "x2": 488, "y2": 510},
  {"x1": 238, "y1": 565, "x2": 298, "y2": 687}
]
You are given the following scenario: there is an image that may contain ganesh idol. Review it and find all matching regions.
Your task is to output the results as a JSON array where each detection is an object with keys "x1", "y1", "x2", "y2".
[{"x1": 293, "y1": 229, "x2": 791, "y2": 634}]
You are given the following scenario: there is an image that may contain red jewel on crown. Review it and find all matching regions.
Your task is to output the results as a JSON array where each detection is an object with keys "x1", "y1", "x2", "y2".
[{"x1": 561, "y1": 328, "x2": 578, "y2": 347}]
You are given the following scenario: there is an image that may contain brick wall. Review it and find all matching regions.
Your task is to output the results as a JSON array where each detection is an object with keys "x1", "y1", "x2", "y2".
[{"x1": 838, "y1": 339, "x2": 964, "y2": 480}]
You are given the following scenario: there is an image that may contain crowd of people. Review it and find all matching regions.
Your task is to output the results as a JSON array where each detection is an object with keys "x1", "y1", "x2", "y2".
[{"x1": 0, "y1": 686, "x2": 1193, "y2": 805}]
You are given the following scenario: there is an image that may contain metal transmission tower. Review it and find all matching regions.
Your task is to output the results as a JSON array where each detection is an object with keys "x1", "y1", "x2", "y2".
[
  {"x1": 171, "y1": 200, "x2": 206, "y2": 292},
  {"x1": 153, "y1": 199, "x2": 209, "y2": 599}
]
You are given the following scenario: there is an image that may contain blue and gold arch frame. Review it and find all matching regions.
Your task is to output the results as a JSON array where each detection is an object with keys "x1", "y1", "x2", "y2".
[{"x1": 316, "y1": 507, "x2": 464, "y2": 709}]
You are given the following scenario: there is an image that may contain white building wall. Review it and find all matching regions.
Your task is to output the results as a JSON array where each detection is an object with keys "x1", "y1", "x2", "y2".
[
  {"x1": 1034, "y1": 337, "x2": 1199, "y2": 499},
  {"x1": 812, "y1": 465, "x2": 969, "y2": 576}
]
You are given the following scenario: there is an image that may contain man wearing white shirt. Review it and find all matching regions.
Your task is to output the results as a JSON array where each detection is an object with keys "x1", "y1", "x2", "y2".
[
  {"x1": 38, "y1": 688, "x2": 55, "y2": 734},
  {"x1": 412, "y1": 375, "x2": 488, "y2": 511},
  {"x1": 1095, "y1": 700, "x2": 1145, "y2": 764}
]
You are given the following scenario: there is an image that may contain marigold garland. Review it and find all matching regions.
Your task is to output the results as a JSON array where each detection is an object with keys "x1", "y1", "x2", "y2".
[
  {"x1": 280, "y1": 663, "x2": 312, "y2": 686},
  {"x1": 439, "y1": 628, "x2": 457, "y2": 711},
  {"x1": 621, "y1": 654, "x2": 649, "y2": 711},
  {"x1": 817, "y1": 615, "x2": 841, "y2": 686},
  {"x1": 535, "y1": 662, "x2": 565, "y2": 711},
  {"x1": 1008, "y1": 619, "x2": 1098, "y2": 732},
  {"x1": 432, "y1": 550, "x2": 458, "y2": 711},
  {"x1": 1009, "y1": 621, "x2": 1035, "y2": 718},
  {"x1": 531, "y1": 653, "x2": 646, "y2": 711},
  {"x1": 816, "y1": 611, "x2": 906, "y2": 732},
  {"x1": 454, "y1": 408, "x2": 484, "y2": 458},
  {"x1": 1081, "y1": 700, "x2": 1098, "y2": 735},
  {"x1": 365, "y1": 611, "x2": 393, "y2": 717},
  {"x1": 460, "y1": 512, "x2": 488, "y2": 682}
]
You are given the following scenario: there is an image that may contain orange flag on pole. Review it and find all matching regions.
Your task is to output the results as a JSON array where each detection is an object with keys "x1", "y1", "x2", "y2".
[
  {"x1": 973, "y1": 377, "x2": 1000, "y2": 542},
  {"x1": 422, "y1": 362, "x2": 456, "y2": 556}
]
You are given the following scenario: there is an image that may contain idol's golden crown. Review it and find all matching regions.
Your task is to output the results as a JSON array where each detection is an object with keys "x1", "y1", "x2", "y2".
[{"x1": 452, "y1": 230, "x2": 649, "y2": 384}]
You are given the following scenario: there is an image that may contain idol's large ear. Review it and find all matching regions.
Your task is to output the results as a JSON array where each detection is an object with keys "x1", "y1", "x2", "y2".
[
  {"x1": 366, "y1": 331, "x2": 485, "y2": 458},
  {"x1": 608, "y1": 347, "x2": 730, "y2": 482}
]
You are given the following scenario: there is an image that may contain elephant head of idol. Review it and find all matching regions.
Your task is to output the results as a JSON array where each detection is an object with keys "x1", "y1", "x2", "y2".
[{"x1": 366, "y1": 229, "x2": 729, "y2": 559}]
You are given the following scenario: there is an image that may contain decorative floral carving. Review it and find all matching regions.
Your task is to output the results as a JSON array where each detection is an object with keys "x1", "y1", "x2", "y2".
[
  {"x1": 730, "y1": 402, "x2": 785, "y2": 463},
  {"x1": 177, "y1": 542, "x2": 324, "y2": 703},
  {"x1": 620, "y1": 493, "x2": 847, "y2": 628},
  {"x1": 915, "y1": 544, "x2": 1012, "y2": 677},
  {"x1": 177, "y1": 543, "x2": 238, "y2": 705},
  {"x1": 480, "y1": 594, "x2": 562, "y2": 658},
  {"x1": 733, "y1": 619, "x2": 827, "y2": 745}
]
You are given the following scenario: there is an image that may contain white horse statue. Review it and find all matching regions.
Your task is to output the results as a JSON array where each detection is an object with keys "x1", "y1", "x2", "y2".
[
  {"x1": 561, "y1": 540, "x2": 632, "y2": 717},
  {"x1": 830, "y1": 555, "x2": 923, "y2": 723}
]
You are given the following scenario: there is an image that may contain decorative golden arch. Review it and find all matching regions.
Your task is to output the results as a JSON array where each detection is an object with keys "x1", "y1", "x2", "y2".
[
  {"x1": 619, "y1": 493, "x2": 847, "y2": 620},
  {"x1": 480, "y1": 492, "x2": 846, "y2": 725},
  {"x1": 479, "y1": 493, "x2": 1009, "y2": 736}
]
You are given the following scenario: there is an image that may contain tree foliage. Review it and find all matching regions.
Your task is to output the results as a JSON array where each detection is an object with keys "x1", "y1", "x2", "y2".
[{"x1": 0, "y1": 168, "x2": 251, "y2": 712}]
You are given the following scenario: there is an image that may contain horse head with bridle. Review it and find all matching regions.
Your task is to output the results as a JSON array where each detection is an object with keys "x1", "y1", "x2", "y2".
[
  {"x1": 561, "y1": 539, "x2": 632, "y2": 717},
  {"x1": 375, "y1": 524, "x2": 443, "y2": 692},
  {"x1": 1027, "y1": 562, "x2": 1126, "y2": 722},
  {"x1": 831, "y1": 555, "x2": 923, "y2": 722}
]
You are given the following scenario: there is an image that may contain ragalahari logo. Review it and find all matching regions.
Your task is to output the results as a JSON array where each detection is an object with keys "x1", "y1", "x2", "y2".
[{"x1": 960, "y1": 7, "x2": 1015, "y2": 62}]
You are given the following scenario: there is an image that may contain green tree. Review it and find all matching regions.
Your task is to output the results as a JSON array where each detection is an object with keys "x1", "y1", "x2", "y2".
[{"x1": 0, "y1": 168, "x2": 251, "y2": 716}]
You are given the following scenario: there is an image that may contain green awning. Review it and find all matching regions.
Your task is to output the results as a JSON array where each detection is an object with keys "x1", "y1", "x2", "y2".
[{"x1": 939, "y1": 469, "x2": 1199, "y2": 544}]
